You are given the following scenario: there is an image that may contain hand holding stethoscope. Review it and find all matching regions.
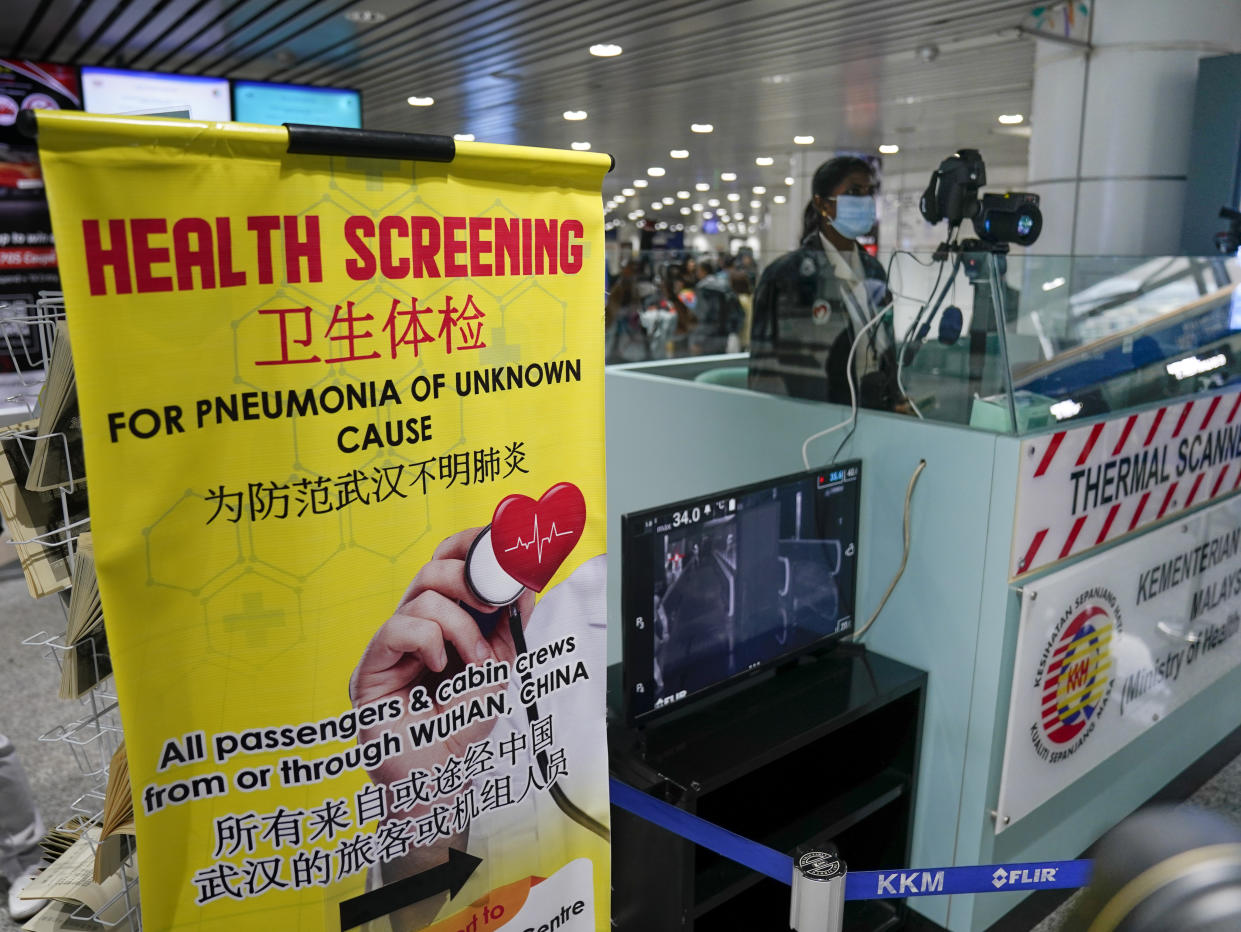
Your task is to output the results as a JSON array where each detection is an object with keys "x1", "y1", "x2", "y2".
[
  {"x1": 350, "y1": 520, "x2": 608, "y2": 840},
  {"x1": 349, "y1": 527, "x2": 535, "y2": 780}
]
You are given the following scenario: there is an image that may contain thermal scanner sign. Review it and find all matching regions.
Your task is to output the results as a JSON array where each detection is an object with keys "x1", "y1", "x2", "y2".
[{"x1": 36, "y1": 111, "x2": 610, "y2": 932}]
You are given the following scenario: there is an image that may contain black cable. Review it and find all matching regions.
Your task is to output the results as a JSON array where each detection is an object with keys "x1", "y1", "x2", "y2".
[
  {"x1": 898, "y1": 252, "x2": 946, "y2": 358},
  {"x1": 886, "y1": 250, "x2": 935, "y2": 343},
  {"x1": 898, "y1": 253, "x2": 943, "y2": 377},
  {"x1": 507, "y1": 607, "x2": 611, "y2": 842},
  {"x1": 921, "y1": 256, "x2": 963, "y2": 339},
  {"x1": 830, "y1": 421, "x2": 857, "y2": 463}
]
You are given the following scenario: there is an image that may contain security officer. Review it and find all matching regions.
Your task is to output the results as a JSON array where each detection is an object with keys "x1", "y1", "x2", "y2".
[{"x1": 749, "y1": 156, "x2": 903, "y2": 410}]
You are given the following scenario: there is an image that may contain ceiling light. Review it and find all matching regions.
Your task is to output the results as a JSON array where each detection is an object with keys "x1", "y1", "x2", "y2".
[
  {"x1": 755, "y1": 156, "x2": 774, "y2": 166},
  {"x1": 589, "y1": 43, "x2": 622, "y2": 57},
  {"x1": 708, "y1": 198, "x2": 720, "y2": 206},
  {"x1": 662, "y1": 197, "x2": 674, "y2": 205},
  {"x1": 748, "y1": 215, "x2": 759, "y2": 223},
  {"x1": 407, "y1": 96, "x2": 434, "y2": 106},
  {"x1": 733, "y1": 212, "x2": 744, "y2": 220},
  {"x1": 564, "y1": 109, "x2": 588, "y2": 120},
  {"x1": 692, "y1": 203, "x2": 703, "y2": 210},
  {"x1": 752, "y1": 185, "x2": 766, "y2": 194},
  {"x1": 634, "y1": 179, "x2": 648, "y2": 188},
  {"x1": 1042, "y1": 276, "x2": 1067, "y2": 292},
  {"x1": 878, "y1": 143, "x2": 900, "y2": 154},
  {"x1": 998, "y1": 113, "x2": 1024, "y2": 125},
  {"x1": 727, "y1": 192, "x2": 741, "y2": 201},
  {"x1": 785, "y1": 176, "x2": 795, "y2": 185},
  {"x1": 670, "y1": 149, "x2": 689, "y2": 159},
  {"x1": 571, "y1": 141, "x2": 591, "y2": 150},
  {"x1": 773, "y1": 194, "x2": 786, "y2": 204},
  {"x1": 691, "y1": 123, "x2": 714, "y2": 133},
  {"x1": 750, "y1": 199, "x2": 761, "y2": 208},
  {"x1": 622, "y1": 187, "x2": 635, "y2": 196},
  {"x1": 453, "y1": 133, "x2": 475, "y2": 141},
  {"x1": 346, "y1": 9, "x2": 387, "y2": 24},
  {"x1": 695, "y1": 182, "x2": 710, "y2": 192},
  {"x1": 680, "y1": 207, "x2": 691, "y2": 215},
  {"x1": 721, "y1": 171, "x2": 737, "y2": 182},
  {"x1": 677, "y1": 190, "x2": 690, "y2": 199},
  {"x1": 648, "y1": 166, "x2": 665, "y2": 176},
  {"x1": 793, "y1": 135, "x2": 814, "y2": 145}
]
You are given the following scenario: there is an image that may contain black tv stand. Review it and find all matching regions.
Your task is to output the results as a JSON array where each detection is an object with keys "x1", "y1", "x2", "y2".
[{"x1": 608, "y1": 648, "x2": 927, "y2": 931}]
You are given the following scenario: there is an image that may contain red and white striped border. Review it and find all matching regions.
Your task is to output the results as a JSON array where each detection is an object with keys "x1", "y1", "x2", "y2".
[{"x1": 1014, "y1": 392, "x2": 1241, "y2": 576}]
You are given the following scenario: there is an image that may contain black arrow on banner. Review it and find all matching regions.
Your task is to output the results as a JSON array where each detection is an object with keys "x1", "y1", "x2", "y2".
[{"x1": 338, "y1": 848, "x2": 482, "y2": 931}]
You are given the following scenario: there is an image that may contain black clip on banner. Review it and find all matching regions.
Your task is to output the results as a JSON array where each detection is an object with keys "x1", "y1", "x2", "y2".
[
  {"x1": 283, "y1": 124, "x2": 616, "y2": 171},
  {"x1": 284, "y1": 123, "x2": 456, "y2": 162}
]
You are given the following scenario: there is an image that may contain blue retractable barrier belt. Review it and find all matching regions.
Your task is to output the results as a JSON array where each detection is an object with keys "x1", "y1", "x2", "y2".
[
  {"x1": 609, "y1": 778, "x2": 794, "y2": 884},
  {"x1": 610, "y1": 777, "x2": 1092, "y2": 900}
]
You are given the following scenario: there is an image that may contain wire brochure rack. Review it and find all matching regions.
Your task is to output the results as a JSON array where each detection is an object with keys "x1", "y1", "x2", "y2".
[{"x1": 4, "y1": 292, "x2": 142, "y2": 931}]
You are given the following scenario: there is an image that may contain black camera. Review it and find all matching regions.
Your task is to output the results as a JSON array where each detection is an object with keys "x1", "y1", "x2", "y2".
[{"x1": 919, "y1": 148, "x2": 1042, "y2": 247}]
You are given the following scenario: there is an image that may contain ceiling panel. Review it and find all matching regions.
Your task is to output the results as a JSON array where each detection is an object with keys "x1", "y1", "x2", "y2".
[{"x1": 6, "y1": 0, "x2": 1037, "y2": 216}]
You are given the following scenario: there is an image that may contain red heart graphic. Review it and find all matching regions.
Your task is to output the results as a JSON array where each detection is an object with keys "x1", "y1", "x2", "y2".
[{"x1": 490, "y1": 483, "x2": 587, "y2": 592}]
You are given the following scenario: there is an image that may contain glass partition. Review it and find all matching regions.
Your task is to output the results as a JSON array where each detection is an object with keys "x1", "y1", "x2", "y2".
[
  {"x1": 607, "y1": 249, "x2": 1241, "y2": 437},
  {"x1": 1000, "y1": 254, "x2": 1241, "y2": 428}
]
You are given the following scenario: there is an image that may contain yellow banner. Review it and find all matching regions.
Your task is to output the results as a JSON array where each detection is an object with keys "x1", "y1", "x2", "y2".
[{"x1": 36, "y1": 111, "x2": 610, "y2": 932}]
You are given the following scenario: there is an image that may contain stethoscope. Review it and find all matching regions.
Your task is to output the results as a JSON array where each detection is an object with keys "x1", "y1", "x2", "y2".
[{"x1": 463, "y1": 525, "x2": 610, "y2": 842}]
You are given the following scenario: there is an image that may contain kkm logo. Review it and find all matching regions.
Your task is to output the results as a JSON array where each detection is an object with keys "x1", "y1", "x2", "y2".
[{"x1": 1030, "y1": 587, "x2": 1122, "y2": 762}]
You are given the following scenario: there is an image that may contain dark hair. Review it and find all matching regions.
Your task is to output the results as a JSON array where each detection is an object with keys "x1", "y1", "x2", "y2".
[
  {"x1": 729, "y1": 268, "x2": 751, "y2": 295},
  {"x1": 801, "y1": 155, "x2": 876, "y2": 241}
]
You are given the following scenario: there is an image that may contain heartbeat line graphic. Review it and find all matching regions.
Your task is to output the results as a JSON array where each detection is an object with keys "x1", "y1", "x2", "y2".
[{"x1": 503, "y1": 515, "x2": 574, "y2": 564}]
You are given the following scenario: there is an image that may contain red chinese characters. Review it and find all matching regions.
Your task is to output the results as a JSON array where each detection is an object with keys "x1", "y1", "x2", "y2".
[{"x1": 255, "y1": 295, "x2": 487, "y2": 367}]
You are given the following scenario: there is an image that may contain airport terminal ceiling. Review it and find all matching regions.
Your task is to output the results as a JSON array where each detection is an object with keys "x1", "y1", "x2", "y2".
[{"x1": 8, "y1": 0, "x2": 1037, "y2": 198}]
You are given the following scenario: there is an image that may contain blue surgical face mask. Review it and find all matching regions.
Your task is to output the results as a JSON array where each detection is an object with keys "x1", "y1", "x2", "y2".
[{"x1": 828, "y1": 195, "x2": 876, "y2": 240}]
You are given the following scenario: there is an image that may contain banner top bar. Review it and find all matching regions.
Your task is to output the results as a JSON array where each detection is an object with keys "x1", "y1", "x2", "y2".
[{"x1": 23, "y1": 109, "x2": 615, "y2": 172}]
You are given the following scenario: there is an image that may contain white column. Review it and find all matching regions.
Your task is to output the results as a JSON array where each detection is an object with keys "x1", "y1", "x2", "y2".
[{"x1": 1026, "y1": 0, "x2": 1241, "y2": 256}]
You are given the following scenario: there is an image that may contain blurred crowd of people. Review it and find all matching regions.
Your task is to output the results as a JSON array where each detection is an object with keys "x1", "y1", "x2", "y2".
[{"x1": 604, "y1": 251, "x2": 759, "y2": 364}]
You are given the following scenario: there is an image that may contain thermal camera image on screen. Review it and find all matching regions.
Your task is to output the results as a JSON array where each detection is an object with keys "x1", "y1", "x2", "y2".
[
  {"x1": 651, "y1": 516, "x2": 739, "y2": 698},
  {"x1": 633, "y1": 466, "x2": 860, "y2": 715}
]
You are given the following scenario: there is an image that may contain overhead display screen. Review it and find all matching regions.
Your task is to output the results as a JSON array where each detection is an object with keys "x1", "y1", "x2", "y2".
[
  {"x1": 233, "y1": 80, "x2": 361, "y2": 128},
  {"x1": 81, "y1": 67, "x2": 230, "y2": 121}
]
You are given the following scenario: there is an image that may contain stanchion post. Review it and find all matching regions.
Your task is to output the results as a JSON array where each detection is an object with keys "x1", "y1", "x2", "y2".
[{"x1": 789, "y1": 847, "x2": 846, "y2": 932}]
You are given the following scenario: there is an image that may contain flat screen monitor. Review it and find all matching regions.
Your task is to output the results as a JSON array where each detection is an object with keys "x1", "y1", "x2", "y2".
[
  {"x1": 621, "y1": 461, "x2": 861, "y2": 724},
  {"x1": 81, "y1": 67, "x2": 230, "y2": 121},
  {"x1": 233, "y1": 80, "x2": 361, "y2": 129}
]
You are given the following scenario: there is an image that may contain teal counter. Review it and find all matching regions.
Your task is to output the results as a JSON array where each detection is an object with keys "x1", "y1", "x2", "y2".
[{"x1": 604, "y1": 360, "x2": 1241, "y2": 931}]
